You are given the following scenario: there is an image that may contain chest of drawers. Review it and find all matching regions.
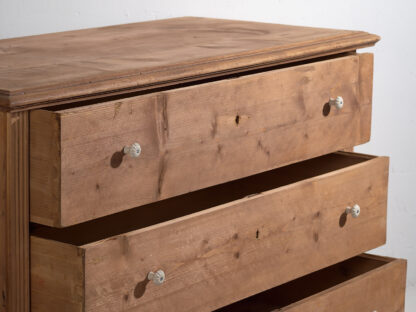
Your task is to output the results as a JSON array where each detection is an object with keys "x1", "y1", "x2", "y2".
[{"x1": 0, "y1": 17, "x2": 406, "y2": 311}]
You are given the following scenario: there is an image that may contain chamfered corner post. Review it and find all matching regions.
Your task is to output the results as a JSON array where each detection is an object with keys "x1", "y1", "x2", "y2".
[{"x1": 0, "y1": 110, "x2": 30, "y2": 312}]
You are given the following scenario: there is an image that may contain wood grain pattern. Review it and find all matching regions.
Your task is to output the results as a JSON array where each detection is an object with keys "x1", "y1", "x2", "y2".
[
  {"x1": 217, "y1": 254, "x2": 407, "y2": 312},
  {"x1": 0, "y1": 17, "x2": 379, "y2": 110},
  {"x1": 0, "y1": 112, "x2": 5, "y2": 312},
  {"x1": 358, "y1": 53, "x2": 374, "y2": 140},
  {"x1": 30, "y1": 53, "x2": 374, "y2": 227},
  {"x1": 30, "y1": 237, "x2": 84, "y2": 312},
  {"x1": 30, "y1": 153, "x2": 389, "y2": 311},
  {"x1": 0, "y1": 112, "x2": 6, "y2": 312},
  {"x1": 29, "y1": 110, "x2": 61, "y2": 226},
  {"x1": 0, "y1": 111, "x2": 30, "y2": 312}
]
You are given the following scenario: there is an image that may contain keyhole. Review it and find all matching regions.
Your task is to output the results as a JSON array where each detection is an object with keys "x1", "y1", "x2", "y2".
[{"x1": 235, "y1": 115, "x2": 240, "y2": 125}]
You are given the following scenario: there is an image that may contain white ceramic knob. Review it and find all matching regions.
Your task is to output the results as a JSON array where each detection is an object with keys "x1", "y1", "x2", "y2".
[
  {"x1": 329, "y1": 96, "x2": 344, "y2": 110},
  {"x1": 147, "y1": 270, "x2": 165, "y2": 285},
  {"x1": 123, "y1": 142, "x2": 141, "y2": 158},
  {"x1": 346, "y1": 204, "x2": 361, "y2": 218}
]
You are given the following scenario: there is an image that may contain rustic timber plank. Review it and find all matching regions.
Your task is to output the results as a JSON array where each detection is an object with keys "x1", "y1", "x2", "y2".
[
  {"x1": 0, "y1": 111, "x2": 30, "y2": 312},
  {"x1": 0, "y1": 112, "x2": 5, "y2": 312},
  {"x1": 358, "y1": 52, "x2": 374, "y2": 140},
  {"x1": 30, "y1": 153, "x2": 389, "y2": 311},
  {"x1": 30, "y1": 53, "x2": 374, "y2": 227},
  {"x1": 0, "y1": 17, "x2": 379, "y2": 109},
  {"x1": 29, "y1": 110, "x2": 61, "y2": 226},
  {"x1": 30, "y1": 237, "x2": 84, "y2": 312}
]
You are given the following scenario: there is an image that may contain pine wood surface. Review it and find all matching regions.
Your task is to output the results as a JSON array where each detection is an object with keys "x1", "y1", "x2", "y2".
[
  {"x1": 0, "y1": 17, "x2": 386, "y2": 312},
  {"x1": 0, "y1": 17, "x2": 379, "y2": 110},
  {"x1": 30, "y1": 152, "x2": 389, "y2": 311},
  {"x1": 30, "y1": 53, "x2": 373, "y2": 227},
  {"x1": 0, "y1": 111, "x2": 30, "y2": 312}
]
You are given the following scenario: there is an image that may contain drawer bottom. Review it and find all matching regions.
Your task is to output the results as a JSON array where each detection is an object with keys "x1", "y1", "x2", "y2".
[{"x1": 217, "y1": 254, "x2": 406, "y2": 312}]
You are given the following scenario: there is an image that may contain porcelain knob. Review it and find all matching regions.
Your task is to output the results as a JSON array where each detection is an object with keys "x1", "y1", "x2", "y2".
[
  {"x1": 346, "y1": 204, "x2": 361, "y2": 218},
  {"x1": 123, "y1": 142, "x2": 141, "y2": 158},
  {"x1": 147, "y1": 270, "x2": 165, "y2": 285},
  {"x1": 329, "y1": 96, "x2": 344, "y2": 110}
]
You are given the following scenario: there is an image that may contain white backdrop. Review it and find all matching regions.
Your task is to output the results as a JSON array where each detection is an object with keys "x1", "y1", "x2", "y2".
[{"x1": 1, "y1": 0, "x2": 415, "y2": 308}]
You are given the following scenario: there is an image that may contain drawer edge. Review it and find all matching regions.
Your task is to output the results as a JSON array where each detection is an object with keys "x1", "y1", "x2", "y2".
[
  {"x1": 280, "y1": 255, "x2": 407, "y2": 312},
  {"x1": 30, "y1": 110, "x2": 62, "y2": 227},
  {"x1": 30, "y1": 236, "x2": 85, "y2": 312}
]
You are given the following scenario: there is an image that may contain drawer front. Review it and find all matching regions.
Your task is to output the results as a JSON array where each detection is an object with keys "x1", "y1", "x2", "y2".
[
  {"x1": 30, "y1": 53, "x2": 373, "y2": 227},
  {"x1": 218, "y1": 255, "x2": 407, "y2": 312},
  {"x1": 31, "y1": 153, "x2": 388, "y2": 311}
]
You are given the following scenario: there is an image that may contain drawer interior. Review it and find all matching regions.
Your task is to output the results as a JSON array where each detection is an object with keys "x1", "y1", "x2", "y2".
[
  {"x1": 31, "y1": 152, "x2": 373, "y2": 245},
  {"x1": 215, "y1": 254, "x2": 394, "y2": 312}
]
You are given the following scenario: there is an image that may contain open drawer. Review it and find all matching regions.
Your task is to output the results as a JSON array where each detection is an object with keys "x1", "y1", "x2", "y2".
[
  {"x1": 217, "y1": 254, "x2": 407, "y2": 312},
  {"x1": 31, "y1": 152, "x2": 388, "y2": 311},
  {"x1": 30, "y1": 53, "x2": 374, "y2": 227}
]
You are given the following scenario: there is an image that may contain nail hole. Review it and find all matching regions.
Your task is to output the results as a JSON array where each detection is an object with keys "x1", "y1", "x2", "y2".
[
  {"x1": 256, "y1": 229, "x2": 260, "y2": 239},
  {"x1": 322, "y1": 102, "x2": 330, "y2": 116},
  {"x1": 235, "y1": 115, "x2": 240, "y2": 125}
]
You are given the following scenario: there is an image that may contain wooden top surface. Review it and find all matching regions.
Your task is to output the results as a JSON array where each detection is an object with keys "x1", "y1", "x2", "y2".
[{"x1": 0, "y1": 17, "x2": 379, "y2": 110}]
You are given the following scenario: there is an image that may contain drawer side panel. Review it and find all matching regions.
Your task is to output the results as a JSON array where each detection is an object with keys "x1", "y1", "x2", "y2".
[
  {"x1": 30, "y1": 109, "x2": 61, "y2": 227},
  {"x1": 31, "y1": 237, "x2": 84, "y2": 312}
]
